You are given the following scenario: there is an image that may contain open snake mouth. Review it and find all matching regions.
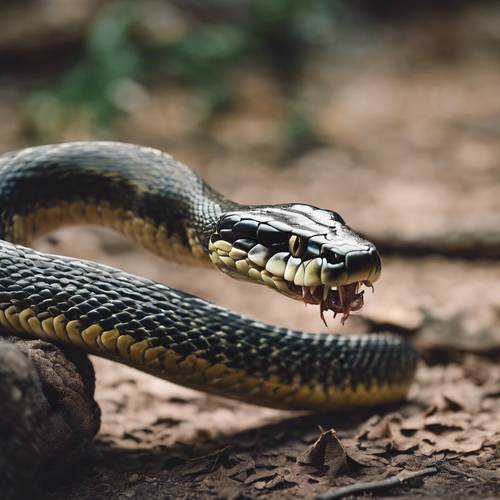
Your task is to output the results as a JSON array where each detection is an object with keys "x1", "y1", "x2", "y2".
[
  {"x1": 289, "y1": 281, "x2": 373, "y2": 326},
  {"x1": 208, "y1": 238, "x2": 377, "y2": 326}
]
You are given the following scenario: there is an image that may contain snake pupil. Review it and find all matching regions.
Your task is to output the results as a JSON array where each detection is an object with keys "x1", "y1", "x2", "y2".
[{"x1": 289, "y1": 234, "x2": 303, "y2": 257}]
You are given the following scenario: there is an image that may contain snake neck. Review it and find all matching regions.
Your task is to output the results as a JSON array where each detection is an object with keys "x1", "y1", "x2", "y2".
[{"x1": 0, "y1": 142, "x2": 239, "y2": 265}]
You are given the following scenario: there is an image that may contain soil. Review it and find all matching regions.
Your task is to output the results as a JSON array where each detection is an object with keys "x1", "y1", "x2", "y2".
[{"x1": 1, "y1": 1, "x2": 500, "y2": 498}]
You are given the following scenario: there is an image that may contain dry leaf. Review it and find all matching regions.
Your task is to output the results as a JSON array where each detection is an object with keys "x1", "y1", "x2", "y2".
[
  {"x1": 297, "y1": 429, "x2": 347, "y2": 476},
  {"x1": 244, "y1": 470, "x2": 277, "y2": 485},
  {"x1": 345, "y1": 447, "x2": 389, "y2": 467},
  {"x1": 223, "y1": 458, "x2": 255, "y2": 478}
]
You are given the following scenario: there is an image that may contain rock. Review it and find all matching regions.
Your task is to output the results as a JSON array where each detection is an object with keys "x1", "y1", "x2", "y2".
[{"x1": 0, "y1": 336, "x2": 100, "y2": 499}]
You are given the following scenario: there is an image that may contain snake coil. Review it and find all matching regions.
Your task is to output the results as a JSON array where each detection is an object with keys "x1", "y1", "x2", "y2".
[{"x1": 0, "y1": 142, "x2": 416, "y2": 410}]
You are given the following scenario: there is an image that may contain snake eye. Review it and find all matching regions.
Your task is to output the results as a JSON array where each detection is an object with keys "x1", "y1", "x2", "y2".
[{"x1": 289, "y1": 235, "x2": 305, "y2": 257}]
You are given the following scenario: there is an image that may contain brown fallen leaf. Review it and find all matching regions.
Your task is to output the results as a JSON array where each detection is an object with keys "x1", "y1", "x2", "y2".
[
  {"x1": 345, "y1": 447, "x2": 389, "y2": 467},
  {"x1": 358, "y1": 442, "x2": 392, "y2": 455},
  {"x1": 401, "y1": 414, "x2": 426, "y2": 431},
  {"x1": 181, "y1": 460, "x2": 212, "y2": 476},
  {"x1": 437, "y1": 383, "x2": 482, "y2": 413},
  {"x1": 416, "y1": 430, "x2": 486, "y2": 456},
  {"x1": 356, "y1": 415, "x2": 385, "y2": 440},
  {"x1": 423, "y1": 413, "x2": 470, "y2": 432},
  {"x1": 463, "y1": 355, "x2": 500, "y2": 386},
  {"x1": 254, "y1": 454, "x2": 288, "y2": 468},
  {"x1": 244, "y1": 470, "x2": 278, "y2": 485},
  {"x1": 261, "y1": 472, "x2": 297, "y2": 490},
  {"x1": 297, "y1": 429, "x2": 347, "y2": 476},
  {"x1": 390, "y1": 454, "x2": 422, "y2": 468},
  {"x1": 201, "y1": 468, "x2": 244, "y2": 500},
  {"x1": 223, "y1": 457, "x2": 256, "y2": 479},
  {"x1": 358, "y1": 413, "x2": 419, "y2": 452}
]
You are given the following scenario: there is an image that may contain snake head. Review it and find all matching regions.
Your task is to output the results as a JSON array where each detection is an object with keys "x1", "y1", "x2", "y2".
[{"x1": 208, "y1": 204, "x2": 381, "y2": 325}]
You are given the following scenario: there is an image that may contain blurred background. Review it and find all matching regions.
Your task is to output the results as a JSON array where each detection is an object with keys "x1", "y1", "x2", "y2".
[{"x1": 2, "y1": 1, "x2": 500, "y2": 497}]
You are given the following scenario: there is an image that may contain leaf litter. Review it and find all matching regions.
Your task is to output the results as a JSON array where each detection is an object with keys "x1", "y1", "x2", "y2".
[
  {"x1": 157, "y1": 355, "x2": 500, "y2": 498},
  {"x1": 62, "y1": 354, "x2": 495, "y2": 499}
]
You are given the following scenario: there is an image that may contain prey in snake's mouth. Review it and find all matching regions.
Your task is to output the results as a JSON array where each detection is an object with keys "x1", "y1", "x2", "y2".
[
  {"x1": 208, "y1": 204, "x2": 381, "y2": 325},
  {"x1": 288, "y1": 281, "x2": 372, "y2": 325}
]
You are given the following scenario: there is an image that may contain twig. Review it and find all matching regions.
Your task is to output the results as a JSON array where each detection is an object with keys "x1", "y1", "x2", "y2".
[
  {"x1": 439, "y1": 462, "x2": 479, "y2": 481},
  {"x1": 316, "y1": 466, "x2": 438, "y2": 499}
]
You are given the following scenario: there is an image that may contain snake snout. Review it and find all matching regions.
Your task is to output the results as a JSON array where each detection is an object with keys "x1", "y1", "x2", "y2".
[
  {"x1": 320, "y1": 236, "x2": 381, "y2": 286},
  {"x1": 344, "y1": 244, "x2": 381, "y2": 284}
]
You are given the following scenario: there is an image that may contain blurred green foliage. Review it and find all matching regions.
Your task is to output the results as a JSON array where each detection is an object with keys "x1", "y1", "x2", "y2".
[
  {"x1": 279, "y1": 108, "x2": 324, "y2": 162},
  {"x1": 26, "y1": 0, "x2": 336, "y2": 146},
  {"x1": 26, "y1": 2, "x2": 140, "y2": 139}
]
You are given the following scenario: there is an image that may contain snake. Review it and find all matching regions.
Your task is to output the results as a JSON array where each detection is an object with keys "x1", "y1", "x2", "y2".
[{"x1": 0, "y1": 142, "x2": 416, "y2": 411}]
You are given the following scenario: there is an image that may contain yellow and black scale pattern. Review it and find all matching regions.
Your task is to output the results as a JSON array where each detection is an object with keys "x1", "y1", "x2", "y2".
[{"x1": 0, "y1": 142, "x2": 416, "y2": 410}]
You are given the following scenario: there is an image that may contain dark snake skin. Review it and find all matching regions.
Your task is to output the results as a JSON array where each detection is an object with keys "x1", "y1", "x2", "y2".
[{"x1": 0, "y1": 143, "x2": 417, "y2": 410}]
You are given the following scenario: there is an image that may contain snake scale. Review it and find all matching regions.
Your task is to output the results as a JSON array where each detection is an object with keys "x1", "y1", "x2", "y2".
[{"x1": 0, "y1": 142, "x2": 416, "y2": 410}]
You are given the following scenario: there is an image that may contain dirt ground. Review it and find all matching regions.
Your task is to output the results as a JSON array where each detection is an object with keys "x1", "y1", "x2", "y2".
[{"x1": 2, "y1": 2, "x2": 500, "y2": 499}]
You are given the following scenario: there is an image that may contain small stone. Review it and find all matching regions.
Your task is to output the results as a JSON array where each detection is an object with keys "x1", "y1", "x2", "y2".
[{"x1": 128, "y1": 473, "x2": 140, "y2": 483}]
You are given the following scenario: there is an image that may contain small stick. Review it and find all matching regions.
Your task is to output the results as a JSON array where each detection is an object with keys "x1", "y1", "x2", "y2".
[{"x1": 316, "y1": 466, "x2": 438, "y2": 499}]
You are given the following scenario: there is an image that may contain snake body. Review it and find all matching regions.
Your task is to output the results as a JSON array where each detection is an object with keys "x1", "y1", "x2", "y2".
[{"x1": 0, "y1": 142, "x2": 416, "y2": 410}]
